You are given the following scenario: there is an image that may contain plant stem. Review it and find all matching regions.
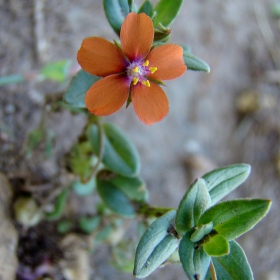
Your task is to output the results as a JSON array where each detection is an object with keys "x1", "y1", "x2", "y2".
[
  {"x1": 128, "y1": 0, "x2": 134, "y2": 12},
  {"x1": 210, "y1": 261, "x2": 217, "y2": 280},
  {"x1": 137, "y1": 203, "x2": 175, "y2": 218},
  {"x1": 81, "y1": 120, "x2": 104, "y2": 183}
]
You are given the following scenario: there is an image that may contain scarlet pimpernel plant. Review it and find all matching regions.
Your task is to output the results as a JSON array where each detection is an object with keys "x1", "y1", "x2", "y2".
[{"x1": 62, "y1": 1, "x2": 272, "y2": 280}]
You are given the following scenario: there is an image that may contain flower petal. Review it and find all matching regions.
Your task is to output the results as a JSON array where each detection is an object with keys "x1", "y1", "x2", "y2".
[
  {"x1": 146, "y1": 44, "x2": 187, "y2": 80},
  {"x1": 132, "y1": 83, "x2": 169, "y2": 125},
  {"x1": 120, "y1": 13, "x2": 154, "y2": 61},
  {"x1": 85, "y1": 74, "x2": 129, "y2": 116},
  {"x1": 77, "y1": 37, "x2": 125, "y2": 76}
]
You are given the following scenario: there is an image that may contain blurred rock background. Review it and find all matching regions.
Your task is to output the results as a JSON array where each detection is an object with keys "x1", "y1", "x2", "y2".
[{"x1": 0, "y1": 0, "x2": 280, "y2": 279}]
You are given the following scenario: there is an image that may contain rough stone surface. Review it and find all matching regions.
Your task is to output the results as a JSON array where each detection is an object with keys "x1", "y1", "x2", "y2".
[{"x1": 0, "y1": 173, "x2": 18, "y2": 280}]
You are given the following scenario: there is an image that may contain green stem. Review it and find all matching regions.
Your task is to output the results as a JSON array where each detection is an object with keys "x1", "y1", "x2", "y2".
[
  {"x1": 137, "y1": 203, "x2": 175, "y2": 218},
  {"x1": 81, "y1": 120, "x2": 104, "y2": 183},
  {"x1": 128, "y1": 0, "x2": 134, "y2": 12}
]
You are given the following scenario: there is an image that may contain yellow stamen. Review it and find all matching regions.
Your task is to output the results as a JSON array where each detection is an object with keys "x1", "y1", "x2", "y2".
[
  {"x1": 132, "y1": 77, "x2": 139, "y2": 85},
  {"x1": 149, "y1": 67, "x2": 157, "y2": 74},
  {"x1": 132, "y1": 67, "x2": 139, "y2": 73},
  {"x1": 142, "y1": 60, "x2": 149, "y2": 66},
  {"x1": 141, "y1": 80, "x2": 150, "y2": 87}
]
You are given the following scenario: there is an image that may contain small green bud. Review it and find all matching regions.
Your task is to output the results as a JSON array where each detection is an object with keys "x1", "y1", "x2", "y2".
[{"x1": 154, "y1": 23, "x2": 171, "y2": 42}]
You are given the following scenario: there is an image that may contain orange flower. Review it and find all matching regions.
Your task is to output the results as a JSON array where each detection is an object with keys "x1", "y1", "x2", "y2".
[{"x1": 77, "y1": 13, "x2": 186, "y2": 125}]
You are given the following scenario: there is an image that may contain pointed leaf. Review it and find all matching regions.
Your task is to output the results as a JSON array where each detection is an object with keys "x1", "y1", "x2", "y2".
[
  {"x1": 203, "y1": 164, "x2": 251, "y2": 205},
  {"x1": 175, "y1": 178, "x2": 211, "y2": 236},
  {"x1": 208, "y1": 241, "x2": 254, "y2": 280},
  {"x1": 108, "y1": 174, "x2": 148, "y2": 202},
  {"x1": 88, "y1": 123, "x2": 141, "y2": 177},
  {"x1": 138, "y1": 0, "x2": 153, "y2": 17},
  {"x1": 179, "y1": 230, "x2": 210, "y2": 280},
  {"x1": 203, "y1": 234, "x2": 230, "y2": 257},
  {"x1": 198, "y1": 199, "x2": 272, "y2": 240},
  {"x1": 135, "y1": 235, "x2": 179, "y2": 278},
  {"x1": 64, "y1": 69, "x2": 99, "y2": 108},
  {"x1": 153, "y1": 0, "x2": 184, "y2": 27},
  {"x1": 134, "y1": 210, "x2": 178, "y2": 278},
  {"x1": 103, "y1": 0, "x2": 129, "y2": 34},
  {"x1": 97, "y1": 178, "x2": 135, "y2": 217},
  {"x1": 183, "y1": 47, "x2": 210, "y2": 72}
]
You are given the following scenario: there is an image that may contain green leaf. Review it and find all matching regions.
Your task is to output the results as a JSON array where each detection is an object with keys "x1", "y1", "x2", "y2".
[
  {"x1": 179, "y1": 230, "x2": 210, "y2": 280},
  {"x1": 40, "y1": 60, "x2": 71, "y2": 83},
  {"x1": 153, "y1": 0, "x2": 184, "y2": 27},
  {"x1": 108, "y1": 174, "x2": 148, "y2": 202},
  {"x1": 183, "y1": 47, "x2": 210, "y2": 72},
  {"x1": 175, "y1": 178, "x2": 211, "y2": 236},
  {"x1": 203, "y1": 234, "x2": 230, "y2": 257},
  {"x1": 203, "y1": 164, "x2": 251, "y2": 205},
  {"x1": 190, "y1": 222, "x2": 213, "y2": 243},
  {"x1": 79, "y1": 216, "x2": 101, "y2": 234},
  {"x1": 46, "y1": 189, "x2": 69, "y2": 221},
  {"x1": 64, "y1": 69, "x2": 99, "y2": 108},
  {"x1": 88, "y1": 123, "x2": 141, "y2": 177},
  {"x1": 198, "y1": 199, "x2": 272, "y2": 241},
  {"x1": 138, "y1": 0, "x2": 153, "y2": 17},
  {"x1": 72, "y1": 177, "x2": 96, "y2": 196},
  {"x1": 134, "y1": 210, "x2": 178, "y2": 278},
  {"x1": 103, "y1": 0, "x2": 129, "y2": 34},
  {"x1": 208, "y1": 241, "x2": 254, "y2": 280},
  {"x1": 97, "y1": 178, "x2": 135, "y2": 217},
  {"x1": 136, "y1": 235, "x2": 179, "y2": 278}
]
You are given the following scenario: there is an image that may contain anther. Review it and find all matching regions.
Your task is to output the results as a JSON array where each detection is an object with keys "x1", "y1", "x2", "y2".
[
  {"x1": 142, "y1": 60, "x2": 149, "y2": 67},
  {"x1": 132, "y1": 67, "x2": 139, "y2": 73},
  {"x1": 149, "y1": 67, "x2": 157, "y2": 74},
  {"x1": 141, "y1": 80, "x2": 150, "y2": 87},
  {"x1": 132, "y1": 77, "x2": 139, "y2": 85}
]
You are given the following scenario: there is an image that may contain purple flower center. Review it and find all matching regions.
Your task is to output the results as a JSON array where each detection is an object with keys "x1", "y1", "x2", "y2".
[{"x1": 126, "y1": 60, "x2": 157, "y2": 87}]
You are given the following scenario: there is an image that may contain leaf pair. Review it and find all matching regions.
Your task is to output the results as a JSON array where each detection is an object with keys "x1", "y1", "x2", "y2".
[
  {"x1": 134, "y1": 164, "x2": 272, "y2": 279},
  {"x1": 103, "y1": 0, "x2": 184, "y2": 35},
  {"x1": 88, "y1": 122, "x2": 148, "y2": 217},
  {"x1": 133, "y1": 210, "x2": 179, "y2": 278}
]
